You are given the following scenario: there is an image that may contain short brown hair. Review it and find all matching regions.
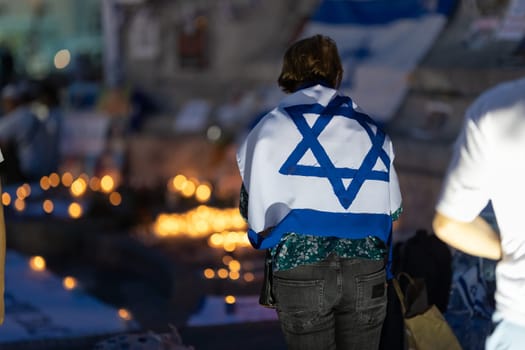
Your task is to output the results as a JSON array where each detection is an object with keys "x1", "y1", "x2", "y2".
[{"x1": 278, "y1": 34, "x2": 343, "y2": 93}]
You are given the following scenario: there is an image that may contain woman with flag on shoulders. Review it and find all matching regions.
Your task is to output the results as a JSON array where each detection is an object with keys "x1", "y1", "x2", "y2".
[{"x1": 237, "y1": 34, "x2": 402, "y2": 350}]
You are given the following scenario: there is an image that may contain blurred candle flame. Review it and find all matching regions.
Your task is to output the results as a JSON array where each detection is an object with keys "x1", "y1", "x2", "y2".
[
  {"x1": 63, "y1": 276, "x2": 77, "y2": 290},
  {"x1": 29, "y1": 256, "x2": 46, "y2": 271},
  {"x1": 100, "y1": 175, "x2": 115, "y2": 193},
  {"x1": 68, "y1": 202, "x2": 83, "y2": 219},
  {"x1": 42, "y1": 199, "x2": 54, "y2": 214},
  {"x1": 1, "y1": 192, "x2": 11, "y2": 206},
  {"x1": 224, "y1": 295, "x2": 236, "y2": 304},
  {"x1": 118, "y1": 308, "x2": 132, "y2": 321}
]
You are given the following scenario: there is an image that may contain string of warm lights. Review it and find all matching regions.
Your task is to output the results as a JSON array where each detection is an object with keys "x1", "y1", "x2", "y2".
[
  {"x1": 203, "y1": 256, "x2": 256, "y2": 283},
  {"x1": 158, "y1": 174, "x2": 255, "y2": 312},
  {"x1": 158, "y1": 173, "x2": 255, "y2": 312},
  {"x1": 202, "y1": 255, "x2": 257, "y2": 314},
  {"x1": 1, "y1": 172, "x2": 122, "y2": 218},
  {"x1": 152, "y1": 205, "x2": 250, "y2": 251},
  {"x1": 167, "y1": 174, "x2": 212, "y2": 203}
]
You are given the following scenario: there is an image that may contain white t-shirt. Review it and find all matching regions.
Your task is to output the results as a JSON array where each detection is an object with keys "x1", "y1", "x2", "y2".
[{"x1": 436, "y1": 76, "x2": 525, "y2": 326}]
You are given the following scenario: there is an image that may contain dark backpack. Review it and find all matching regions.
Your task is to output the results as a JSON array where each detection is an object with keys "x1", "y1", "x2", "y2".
[{"x1": 392, "y1": 229, "x2": 452, "y2": 313}]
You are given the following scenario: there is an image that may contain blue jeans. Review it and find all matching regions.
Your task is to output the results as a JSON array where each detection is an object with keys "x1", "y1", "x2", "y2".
[{"x1": 273, "y1": 255, "x2": 387, "y2": 350}]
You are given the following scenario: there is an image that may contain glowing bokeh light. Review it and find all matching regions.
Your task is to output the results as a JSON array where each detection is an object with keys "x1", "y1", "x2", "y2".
[
  {"x1": 29, "y1": 256, "x2": 46, "y2": 271},
  {"x1": 222, "y1": 255, "x2": 233, "y2": 266},
  {"x1": 118, "y1": 308, "x2": 132, "y2": 321},
  {"x1": 153, "y1": 206, "x2": 249, "y2": 252},
  {"x1": 109, "y1": 192, "x2": 122, "y2": 206},
  {"x1": 172, "y1": 174, "x2": 187, "y2": 191},
  {"x1": 217, "y1": 268, "x2": 228, "y2": 279},
  {"x1": 54, "y1": 49, "x2": 71, "y2": 69},
  {"x1": 228, "y1": 260, "x2": 241, "y2": 272},
  {"x1": 203, "y1": 268, "x2": 215, "y2": 279},
  {"x1": 68, "y1": 202, "x2": 83, "y2": 219},
  {"x1": 180, "y1": 180, "x2": 196, "y2": 198},
  {"x1": 89, "y1": 177, "x2": 101, "y2": 191},
  {"x1": 195, "y1": 220, "x2": 209, "y2": 234},
  {"x1": 224, "y1": 242, "x2": 236, "y2": 252},
  {"x1": 63, "y1": 276, "x2": 77, "y2": 290},
  {"x1": 22, "y1": 183, "x2": 31, "y2": 196},
  {"x1": 40, "y1": 176, "x2": 50, "y2": 190},
  {"x1": 16, "y1": 186, "x2": 28, "y2": 199},
  {"x1": 61, "y1": 172, "x2": 74, "y2": 187},
  {"x1": 209, "y1": 233, "x2": 224, "y2": 248},
  {"x1": 14, "y1": 198, "x2": 25, "y2": 211},
  {"x1": 231, "y1": 214, "x2": 248, "y2": 230},
  {"x1": 1, "y1": 192, "x2": 11, "y2": 206},
  {"x1": 229, "y1": 271, "x2": 240, "y2": 280},
  {"x1": 70, "y1": 178, "x2": 87, "y2": 197},
  {"x1": 42, "y1": 199, "x2": 54, "y2": 214},
  {"x1": 195, "y1": 183, "x2": 212, "y2": 203},
  {"x1": 224, "y1": 295, "x2": 236, "y2": 304},
  {"x1": 243, "y1": 272, "x2": 255, "y2": 282},
  {"x1": 49, "y1": 173, "x2": 60, "y2": 187},
  {"x1": 100, "y1": 175, "x2": 115, "y2": 193},
  {"x1": 206, "y1": 125, "x2": 222, "y2": 141}
]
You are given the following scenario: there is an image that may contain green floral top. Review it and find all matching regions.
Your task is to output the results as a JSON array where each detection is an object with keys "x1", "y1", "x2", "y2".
[{"x1": 240, "y1": 185, "x2": 402, "y2": 271}]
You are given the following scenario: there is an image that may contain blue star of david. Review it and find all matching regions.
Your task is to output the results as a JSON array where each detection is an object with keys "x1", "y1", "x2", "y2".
[{"x1": 280, "y1": 96, "x2": 391, "y2": 209}]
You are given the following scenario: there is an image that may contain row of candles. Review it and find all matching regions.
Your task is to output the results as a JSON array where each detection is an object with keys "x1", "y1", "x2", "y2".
[
  {"x1": 30, "y1": 253, "x2": 241, "y2": 320},
  {"x1": 1, "y1": 172, "x2": 122, "y2": 218},
  {"x1": 160, "y1": 174, "x2": 254, "y2": 310},
  {"x1": 157, "y1": 174, "x2": 247, "y2": 246},
  {"x1": 167, "y1": 174, "x2": 212, "y2": 203},
  {"x1": 16, "y1": 172, "x2": 247, "y2": 319},
  {"x1": 202, "y1": 254, "x2": 256, "y2": 282},
  {"x1": 28, "y1": 255, "x2": 133, "y2": 321}
]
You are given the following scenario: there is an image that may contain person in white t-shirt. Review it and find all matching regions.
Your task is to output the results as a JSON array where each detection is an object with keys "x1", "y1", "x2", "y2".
[{"x1": 433, "y1": 77, "x2": 525, "y2": 350}]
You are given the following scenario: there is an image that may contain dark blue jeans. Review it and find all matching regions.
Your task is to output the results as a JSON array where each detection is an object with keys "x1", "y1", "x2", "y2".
[{"x1": 273, "y1": 255, "x2": 387, "y2": 350}]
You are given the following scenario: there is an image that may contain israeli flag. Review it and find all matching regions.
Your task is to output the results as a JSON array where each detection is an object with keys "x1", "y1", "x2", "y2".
[
  {"x1": 301, "y1": 0, "x2": 457, "y2": 122},
  {"x1": 237, "y1": 85, "x2": 402, "y2": 249}
]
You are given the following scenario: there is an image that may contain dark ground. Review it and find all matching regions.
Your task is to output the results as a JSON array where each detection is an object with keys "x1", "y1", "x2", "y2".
[{"x1": 4, "y1": 217, "x2": 287, "y2": 350}]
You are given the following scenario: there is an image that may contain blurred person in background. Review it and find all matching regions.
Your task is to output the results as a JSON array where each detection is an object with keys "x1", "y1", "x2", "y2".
[
  {"x1": 0, "y1": 146, "x2": 4, "y2": 325},
  {"x1": 433, "y1": 76, "x2": 525, "y2": 350},
  {"x1": 0, "y1": 80, "x2": 61, "y2": 184},
  {"x1": 35, "y1": 79, "x2": 63, "y2": 175},
  {"x1": 0, "y1": 44, "x2": 15, "y2": 94},
  {"x1": 237, "y1": 34, "x2": 402, "y2": 350}
]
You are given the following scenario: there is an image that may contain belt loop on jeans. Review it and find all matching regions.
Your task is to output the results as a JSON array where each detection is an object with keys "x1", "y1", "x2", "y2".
[{"x1": 329, "y1": 253, "x2": 340, "y2": 268}]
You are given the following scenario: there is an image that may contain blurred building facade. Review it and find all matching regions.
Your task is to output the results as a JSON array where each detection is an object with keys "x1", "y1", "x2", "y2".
[
  {"x1": 115, "y1": 0, "x2": 318, "y2": 110},
  {"x1": 1, "y1": 0, "x2": 524, "y2": 236}
]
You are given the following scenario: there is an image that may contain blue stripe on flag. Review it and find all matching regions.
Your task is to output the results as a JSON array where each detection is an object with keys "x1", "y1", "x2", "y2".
[
  {"x1": 311, "y1": 0, "x2": 457, "y2": 25},
  {"x1": 248, "y1": 209, "x2": 392, "y2": 250}
]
